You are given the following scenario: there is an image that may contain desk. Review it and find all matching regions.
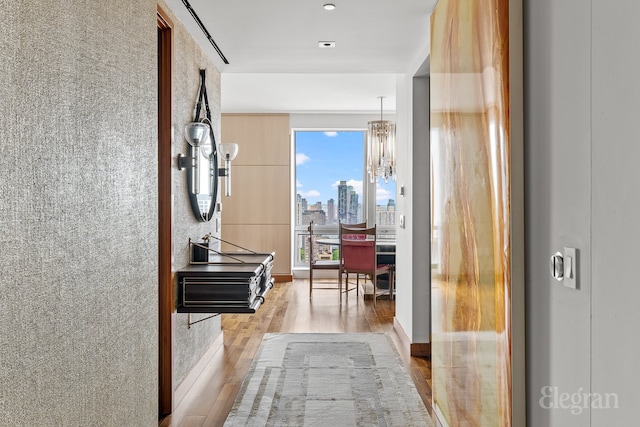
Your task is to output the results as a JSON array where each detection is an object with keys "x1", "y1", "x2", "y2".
[{"x1": 176, "y1": 252, "x2": 275, "y2": 313}]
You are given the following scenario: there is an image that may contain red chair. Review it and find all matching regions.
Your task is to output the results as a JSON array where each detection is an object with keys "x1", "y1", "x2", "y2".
[
  {"x1": 339, "y1": 225, "x2": 392, "y2": 305},
  {"x1": 337, "y1": 222, "x2": 366, "y2": 299}
]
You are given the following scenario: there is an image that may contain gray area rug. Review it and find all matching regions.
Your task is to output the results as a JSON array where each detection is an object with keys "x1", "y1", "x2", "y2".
[{"x1": 224, "y1": 333, "x2": 433, "y2": 426}]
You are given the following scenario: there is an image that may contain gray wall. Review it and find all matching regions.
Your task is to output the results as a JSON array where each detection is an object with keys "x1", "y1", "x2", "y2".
[
  {"x1": 0, "y1": 1, "x2": 158, "y2": 425},
  {"x1": 0, "y1": 1, "x2": 222, "y2": 425},
  {"x1": 410, "y1": 70, "x2": 431, "y2": 344},
  {"x1": 395, "y1": 43, "x2": 431, "y2": 346},
  {"x1": 163, "y1": 1, "x2": 224, "y2": 391},
  {"x1": 591, "y1": 1, "x2": 640, "y2": 424},
  {"x1": 526, "y1": 0, "x2": 640, "y2": 424},
  {"x1": 525, "y1": 0, "x2": 592, "y2": 425}
]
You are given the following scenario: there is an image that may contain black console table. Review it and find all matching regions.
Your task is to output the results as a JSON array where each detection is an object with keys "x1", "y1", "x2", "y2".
[{"x1": 176, "y1": 243, "x2": 275, "y2": 314}]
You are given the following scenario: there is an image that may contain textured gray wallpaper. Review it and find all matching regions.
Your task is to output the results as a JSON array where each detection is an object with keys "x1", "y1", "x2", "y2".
[
  {"x1": 0, "y1": 1, "x2": 221, "y2": 425},
  {"x1": 162, "y1": 1, "x2": 224, "y2": 389}
]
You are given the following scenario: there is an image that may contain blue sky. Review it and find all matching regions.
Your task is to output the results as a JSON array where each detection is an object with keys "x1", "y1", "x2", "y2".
[{"x1": 295, "y1": 131, "x2": 395, "y2": 206}]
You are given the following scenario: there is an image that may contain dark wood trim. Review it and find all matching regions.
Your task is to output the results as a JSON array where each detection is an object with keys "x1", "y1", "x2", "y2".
[
  {"x1": 393, "y1": 317, "x2": 431, "y2": 358},
  {"x1": 157, "y1": 5, "x2": 172, "y2": 29},
  {"x1": 273, "y1": 274, "x2": 293, "y2": 283},
  {"x1": 157, "y1": 4, "x2": 174, "y2": 419},
  {"x1": 410, "y1": 343, "x2": 431, "y2": 358}
]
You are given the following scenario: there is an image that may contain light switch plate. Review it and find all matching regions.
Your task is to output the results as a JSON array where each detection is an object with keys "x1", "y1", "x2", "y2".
[{"x1": 563, "y1": 247, "x2": 577, "y2": 289}]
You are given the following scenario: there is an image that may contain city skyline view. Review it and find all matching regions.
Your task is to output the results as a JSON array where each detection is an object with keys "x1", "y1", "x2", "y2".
[{"x1": 295, "y1": 130, "x2": 396, "y2": 207}]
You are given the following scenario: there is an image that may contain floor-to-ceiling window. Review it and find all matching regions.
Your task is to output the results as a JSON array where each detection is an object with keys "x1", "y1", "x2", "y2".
[{"x1": 292, "y1": 129, "x2": 396, "y2": 270}]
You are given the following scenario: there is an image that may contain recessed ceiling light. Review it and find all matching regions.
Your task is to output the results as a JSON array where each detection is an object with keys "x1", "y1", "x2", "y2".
[
  {"x1": 323, "y1": 4, "x2": 336, "y2": 11},
  {"x1": 319, "y1": 41, "x2": 336, "y2": 48}
]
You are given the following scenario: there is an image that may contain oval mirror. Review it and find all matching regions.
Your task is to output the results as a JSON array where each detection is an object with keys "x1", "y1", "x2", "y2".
[{"x1": 186, "y1": 126, "x2": 219, "y2": 222}]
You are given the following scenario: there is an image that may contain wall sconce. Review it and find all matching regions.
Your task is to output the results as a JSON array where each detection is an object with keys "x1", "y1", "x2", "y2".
[
  {"x1": 219, "y1": 143, "x2": 239, "y2": 196},
  {"x1": 176, "y1": 70, "x2": 239, "y2": 222},
  {"x1": 178, "y1": 120, "x2": 211, "y2": 194},
  {"x1": 367, "y1": 96, "x2": 396, "y2": 183},
  {"x1": 200, "y1": 141, "x2": 238, "y2": 197}
]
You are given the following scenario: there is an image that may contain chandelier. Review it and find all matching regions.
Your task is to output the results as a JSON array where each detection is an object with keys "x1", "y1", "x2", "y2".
[{"x1": 367, "y1": 96, "x2": 396, "y2": 183}]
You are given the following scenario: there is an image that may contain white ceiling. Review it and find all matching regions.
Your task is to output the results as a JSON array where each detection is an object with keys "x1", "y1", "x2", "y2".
[
  {"x1": 165, "y1": 0, "x2": 435, "y2": 113},
  {"x1": 221, "y1": 73, "x2": 397, "y2": 113}
]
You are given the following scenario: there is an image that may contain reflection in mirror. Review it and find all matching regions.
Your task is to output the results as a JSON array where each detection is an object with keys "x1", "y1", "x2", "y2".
[
  {"x1": 198, "y1": 141, "x2": 219, "y2": 219},
  {"x1": 186, "y1": 132, "x2": 218, "y2": 222},
  {"x1": 184, "y1": 121, "x2": 209, "y2": 196}
]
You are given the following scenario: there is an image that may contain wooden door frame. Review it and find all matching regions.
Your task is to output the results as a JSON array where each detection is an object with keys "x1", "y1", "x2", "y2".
[{"x1": 157, "y1": 5, "x2": 174, "y2": 418}]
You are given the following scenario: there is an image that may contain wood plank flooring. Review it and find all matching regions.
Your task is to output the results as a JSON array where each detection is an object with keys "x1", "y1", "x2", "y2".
[{"x1": 159, "y1": 279, "x2": 433, "y2": 427}]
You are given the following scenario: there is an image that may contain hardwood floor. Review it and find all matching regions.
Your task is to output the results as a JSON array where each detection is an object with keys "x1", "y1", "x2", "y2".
[{"x1": 159, "y1": 279, "x2": 433, "y2": 427}]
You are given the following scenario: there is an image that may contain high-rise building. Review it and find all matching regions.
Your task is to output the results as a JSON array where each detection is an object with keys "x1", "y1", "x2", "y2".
[
  {"x1": 348, "y1": 190, "x2": 359, "y2": 223},
  {"x1": 337, "y1": 181, "x2": 348, "y2": 223},
  {"x1": 376, "y1": 200, "x2": 396, "y2": 225},
  {"x1": 296, "y1": 193, "x2": 303, "y2": 225},
  {"x1": 327, "y1": 199, "x2": 336, "y2": 224},
  {"x1": 302, "y1": 210, "x2": 326, "y2": 225}
]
